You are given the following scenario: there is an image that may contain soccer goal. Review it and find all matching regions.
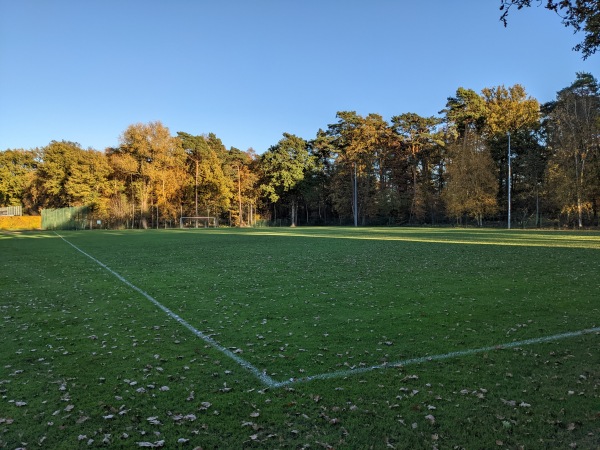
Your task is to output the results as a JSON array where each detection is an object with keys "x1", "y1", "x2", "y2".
[{"x1": 179, "y1": 216, "x2": 217, "y2": 228}]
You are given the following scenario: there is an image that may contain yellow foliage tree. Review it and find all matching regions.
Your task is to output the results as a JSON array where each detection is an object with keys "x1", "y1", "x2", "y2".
[{"x1": 482, "y1": 84, "x2": 540, "y2": 135}]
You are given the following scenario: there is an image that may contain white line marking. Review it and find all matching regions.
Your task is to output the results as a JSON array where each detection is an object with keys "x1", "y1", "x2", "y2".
[
  {"x1": 55, "y1": 233, "x2": 277, "y2": 387},
  {"x1": 56, "y1": 232, "x2": 599, "y2": 389},
  {"x1": 273, "y1": 327, "x2": 600, "y2": 387}
]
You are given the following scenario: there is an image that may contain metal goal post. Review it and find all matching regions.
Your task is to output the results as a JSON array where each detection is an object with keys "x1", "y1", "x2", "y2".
[{"x1": 179, "y1": 216, "x2": 217, "y2": 228}]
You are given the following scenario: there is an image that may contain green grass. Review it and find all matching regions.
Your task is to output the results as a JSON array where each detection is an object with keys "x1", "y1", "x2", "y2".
[{"x1": 1, "y1": 227, "x2": 598, "y2": 449}]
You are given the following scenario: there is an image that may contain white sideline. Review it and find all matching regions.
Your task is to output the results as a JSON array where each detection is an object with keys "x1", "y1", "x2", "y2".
[
  {"x1": 56, "y1": 233, "x2": 599, "y2": 389},
  {"x1": 55, "y1": 233, "x2": 277, "y2": 387},
  {"x1": 271, "y1": 326, "x2": 600, "y2": 387}
]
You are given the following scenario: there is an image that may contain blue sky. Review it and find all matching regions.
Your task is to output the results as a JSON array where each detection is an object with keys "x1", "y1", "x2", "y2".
[{"x1": 0, "y1": 0, "x2": 597, "y2": 153}]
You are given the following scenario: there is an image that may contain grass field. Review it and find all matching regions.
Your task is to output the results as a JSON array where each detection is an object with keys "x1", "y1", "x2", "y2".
[{"x1": 1, "y1": 227, "x2": 598, "y2": 449}]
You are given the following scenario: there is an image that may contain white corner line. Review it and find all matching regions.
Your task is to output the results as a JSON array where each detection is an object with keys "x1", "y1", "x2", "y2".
[
  {"x1": 272, "y1": 326, "x2": 600, "y2": 387},
  {"x1": 55, "y1": 232, "x2": 599, "y2": 390},
  {"x1": 55, "y1": 232, "x2": 277, "y2": 387}
]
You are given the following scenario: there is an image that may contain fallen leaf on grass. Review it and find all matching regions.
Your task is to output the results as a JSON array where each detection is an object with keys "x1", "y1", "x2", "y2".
[{"x1": 137, "y1": 441, "x2": 165, "y2": 448}]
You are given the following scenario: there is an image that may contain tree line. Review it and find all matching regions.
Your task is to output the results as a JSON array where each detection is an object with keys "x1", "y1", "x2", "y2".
[{"x1": 1, "y1": 73, "x2": 599, "y2": 228}]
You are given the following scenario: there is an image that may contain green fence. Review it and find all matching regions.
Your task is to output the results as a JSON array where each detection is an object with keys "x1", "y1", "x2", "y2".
[{"x1": 42, "y1": 206, "x2": 90, "y2": 230}]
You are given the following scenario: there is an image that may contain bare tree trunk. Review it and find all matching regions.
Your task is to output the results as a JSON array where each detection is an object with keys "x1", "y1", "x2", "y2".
[
  {"x1": 140, "y1": 190, "x2": 148, "y2": 229},
  {"x1": 290, "y1": 199, "x2": 297, "y2": 227},
  {"x1": 535, "y1": 188, "x2": 540, "y2": 227},
  {"x1": 410, "y1": 166, "x2": 417, "y2": 224},
  {"x1": 575, "y1": 152, "x2": 583, "y2": 228}
]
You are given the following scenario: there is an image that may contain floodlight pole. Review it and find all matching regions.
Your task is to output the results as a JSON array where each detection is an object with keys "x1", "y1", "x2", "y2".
[
  {"x1": 353, "y1": 162, "x2": 358, "y2": 227},
  {"x1": 507, "y1": 132, "x2": 512, "y2": 230}
]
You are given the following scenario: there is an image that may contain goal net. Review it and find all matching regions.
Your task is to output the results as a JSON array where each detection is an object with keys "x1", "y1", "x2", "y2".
[{"x1": 179, "y1": 216, "x2": 217, "y2": 228}]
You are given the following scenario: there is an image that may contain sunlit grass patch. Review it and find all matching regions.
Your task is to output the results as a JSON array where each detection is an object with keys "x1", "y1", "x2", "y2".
[
  {"x1": 1, "y1": 227, "x2": 598, "y2": 449},
  {"x1": 240, "y1": 226, "x2": 600, "y2": 248}
]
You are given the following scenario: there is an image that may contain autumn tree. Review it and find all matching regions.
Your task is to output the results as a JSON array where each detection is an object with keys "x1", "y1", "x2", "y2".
[
  {"x1": 482, "y1": 84, "x2": 539, "y2": 136},
  {"x1": 224, "y1": 147, "x2": 258, "y2": 226},
  {"x1": 0, "y1": 149, "x2": 38, "y2": 211},
  {"x1": 442, "y1": 88, "x2": 496, "y2": 226},
  {"x1": 148, "y1": 139, "x2": 187, "y2": 227},
  {"x1": 544, "y1": 73, "x2": 600, "y2": 226},
  {"x1": 442, "y1": 132, "x2": 498, "y2": 226},
  {"x1": 325, "y1": 112, "x2": 399, "y2": 224},
  {"x1": 443, "y1": 85, "x2": 542, "y2": 226},
  {"x1": 109, "y1": 122, "x2": 184, "y2": 228},
  {"x1": 482, "y1": 84, "x2": 541, "y2": 224},
  {"x1": 106, "y1": 144, "x2": 138, "y2": 227}
]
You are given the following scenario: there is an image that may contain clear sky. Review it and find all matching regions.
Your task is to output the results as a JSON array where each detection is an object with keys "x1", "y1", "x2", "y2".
[{"x1": 0, "y1": 0, "x2": 597, "y2": 154}]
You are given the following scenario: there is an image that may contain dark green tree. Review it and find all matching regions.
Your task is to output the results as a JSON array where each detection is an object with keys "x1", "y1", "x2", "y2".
[
  {"x1": 391, "y1": 113, "x2": 443, "y2": 223},
  {"x1": 177, "y1": 132, "x2": 212, "y2": 218},
  {"x1": 35, "y1": 141, "x2": 111, "y2": 212},
  {"x1": 258, "y1": 133, "x2": 313, "y2": 226}
]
